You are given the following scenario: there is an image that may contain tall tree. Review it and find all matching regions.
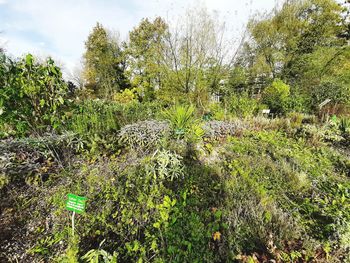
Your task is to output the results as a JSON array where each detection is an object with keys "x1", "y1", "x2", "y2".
[
  {"x1": 241, "y1": 0, "x2": 347, "y2": 85},
  {"x1": 126, "y1": 17, "x2": 168, "y2": 101},
  {"x1": 163, "y1": 7, "x2": 230, "y2": 106},
  {"x1": 238, "y1": 0, "x2": 350, "y2": 110},
  {"x1": 83, "y1": 23, "x2": 129, "y2": 99}
]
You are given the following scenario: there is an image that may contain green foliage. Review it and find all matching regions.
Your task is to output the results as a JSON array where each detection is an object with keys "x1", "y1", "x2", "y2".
[
  {"x1": 243, "y1": 0, "x2": 346, "y2": 90},
  {"x1": 311, "y1": 81, "x2": 350, "y2": 110},
  {"x1": 229, "y1": 93, "x2": 259, "y2": 117},
  {"x1": 298, "y1": 122, "x2": 343, "y2": 145},
  {"x1": 112, "y1": 101, "x2": 163, "y2": 125},
  {"x1": 118, "y1": 120, "x2": 170, "y2": 151},
  {"x1": 83, "y1": 22, "x2": 129, "y2": 99},
  {"x1": 262, "y1": 79, "x2": 290, "y2": 114},
  {"x1": 56, "y1": 236, "x2": 80, "y2": 263},
  {"x1": 163, "y1": 105, "x2": 195, "y2": 133},
  {"x1": 2, "y1": 121, "x2": 350, "y2": 262},
  {"x1": 0, "y1": 54, "x2": 68, "y2": 137},
  {"x1": 226, "y1": 66, "x2": 248, "y2": 94},
  {"x1": 67, "y1": 100, "x2": 162, "y2": 153},
  {"x1": 206, "y1": 103, "x2": 225, "y2": 121},
  {"x1": 2, "y1": 3, "x2": 350, "y2": 263},
  {"x1": 127, "y1": 17, "x2": 168, "y2": 102},
  {"x1": 301, "y1": 180, "x2": 350, "y2": 240},
  {"x1": 339, "y1": 117, "x2": 350, "y2": 134},
  {"x1": 82, "y1": 240, "x2": 118, "y2": 263},
  {"x1": 146, "y1": 150, "x2": 184, "y2": 181},
  {"x1": 113, "y1": 88, "x2": 138, "y2": 104},
  {"x1": 221, "y1": 130, "x2": 350, "y2": 259},
  {"x1": 162, "y1": 104, "x2": 204, "y2": 140},
  {"x1": 286, "y1": 112, "x2": 304, "y2": 129},
  {"x1": 68, "y1": 99, "x2": 120, "y2": 153}
]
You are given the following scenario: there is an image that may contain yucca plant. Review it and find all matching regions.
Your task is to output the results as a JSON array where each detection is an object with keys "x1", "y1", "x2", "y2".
[
  {"x1": 162, "y1": 104, "x2": 204, "y2": 140},
  {"x1": 163, "y1": 105, "x2": 195, "y2": 135},
  {"x1": 339, "y1": 117, "x2": 350, "y2": 134}
]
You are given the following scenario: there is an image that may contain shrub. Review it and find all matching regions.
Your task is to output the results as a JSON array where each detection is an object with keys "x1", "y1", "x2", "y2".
[
  {"x1": 116, "y1": 101, "x2": 163, "y2": 125},
  {"x1": 0, "y1": 133, "x2": 76, "y2": 187},
  {"x1": 262, "y1": 79, "x2": 290, "y2": 114},
  {"x1": 70, "y1": 100, "x2": 120, "y2": 135},
  {"x1": 298, "y1": 123, "x2": 343, "y2": 145},
  {"x1": 286, "y1": 112, "x2": 304, "y2": 129},
  {"x1": 310, "y1": 81, "x2": 350, "y2": 112},
  {"x1": 208, "y1": 102, "x2": 226, "y2": 120},
  {"x1": 68, "y1": 99, "x2": 120, "y2": 153},
  {"x1": 202, "y1": 120, "x2": 246, "y2": 139},
  {"x1": 229, "y1": 93, "x2": 259, "y2": 118},
  {"x1": 284, "y1": 92, "x2": 309, "y2": 113},
  {"x1": 145, "y1": 150, "x2": 184, "y2": 181},
  {"x1": 118, "y1": 120, "x2": 170, "y2": 151},
  {"x1": 163, "y1": 105, "x2": 195, "y2": 134},
  {"x1": 0, "y1": 54, "x2": 68, "y2": 137},
  {"x1": 113, "y1": 88, "x2": 138, "y2": 104}
]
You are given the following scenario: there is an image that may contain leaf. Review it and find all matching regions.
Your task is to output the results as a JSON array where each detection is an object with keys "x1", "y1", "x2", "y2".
[
  {"x1": 58, "y1": 96, "x2": 64, "y2": 104},
  {"x1": 163, "y1": 195, "x2": 171, "y2": 207},
  {"x1": 214, "y1": 210, "x2": 222, "y2": 219},
  {"x1": 26, "y1": 54, "x2": 33, "y2": 66},
  {"x1": 153, "y1": 222, "x2": 160, "y2": 229},
  {"x1": 40, "y1": 99, "x2": 45, "y2": 107}
]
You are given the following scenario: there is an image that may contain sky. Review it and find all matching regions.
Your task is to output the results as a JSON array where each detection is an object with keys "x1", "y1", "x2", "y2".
[{"x1": 0, "y1": 0, "x2": 280, "y2": 75}]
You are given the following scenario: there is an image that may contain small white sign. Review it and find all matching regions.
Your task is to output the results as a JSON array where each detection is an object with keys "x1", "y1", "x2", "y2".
[{"x1": 319, "y1": 99, "x2": 331, "y2": 109}]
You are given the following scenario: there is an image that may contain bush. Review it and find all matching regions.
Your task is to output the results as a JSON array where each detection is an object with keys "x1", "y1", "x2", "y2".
[
  {"x1": 113, "y1": 88, "x2": 138, "y2": 104},
  {"x1": 0, "y1": 133, "x2": 76, "y2": 187},
  {"x1": 145, "y1": 150, "x2": 184, "y2": 181},
  {"x1": 118, "y1": 120, "x2": 170, "y2": 151},
  {"x1": 163, "y1": 105, "x2": 195, "y2": 133},
  {"x1": 262, "y1": 79, "x2": 290, "y2": 114},
  {"x1": 286, "y1": 112, "x2": 304, "y2": 129},
  {"x1": 202, "y1": 120, "x2": 246, "y2": 139},
  {"x1": 208, "y1": 102, "x2": 226, "y2": 120},
  {"x1": 0, "y1": 54, "x2": 68, "y2": 137},
  {"x1": 229, "y1": 93, "x2": 259, "y2": 118},
  {"x1": 310, "y1": 81, "x2": 350, "y2": 112},
  {"x1": 67, "y1": 99, "x2": 165, "y2": 152},
  {"x1": 116, "y1": 101, "x2": 163, "y2": 125},
  {"x1": 298, "y1": 123, "x2": 343, "y2": 145},
  {"x1": 68, "y1": 99, "x2": 120, "y2": 153}
]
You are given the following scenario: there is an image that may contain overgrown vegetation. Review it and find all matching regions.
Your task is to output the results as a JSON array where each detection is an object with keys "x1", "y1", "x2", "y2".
[{"x1": 1, "y1": 0, "x2": 350, "y2": 262}]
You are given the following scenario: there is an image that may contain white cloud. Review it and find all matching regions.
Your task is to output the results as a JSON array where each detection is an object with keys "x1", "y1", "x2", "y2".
[{"x1": 2, "y1": 0, "x2": 280, "y2": 75}]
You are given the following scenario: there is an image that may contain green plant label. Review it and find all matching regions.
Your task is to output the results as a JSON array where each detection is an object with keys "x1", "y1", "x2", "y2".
[{"x1": 66, "y1": 193, "x2": 87, "y2": 214}]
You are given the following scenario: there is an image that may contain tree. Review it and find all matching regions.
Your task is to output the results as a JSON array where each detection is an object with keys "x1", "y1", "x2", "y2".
[
  {"x1": 83, "y1": 23, "x2": 129, "y2": 99},
  {"x1": 241, "y1": 0, "x2": 347, "y2": 86},
  {"x1": 126, "y1": 17, "x2": 168, "y2": 101},
  {"x1": 239, "y1": 0, "x2": 350, "y2": 112},
  {"x1": 163, "y1": 6, "x2": 230, "y2": 106}
]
